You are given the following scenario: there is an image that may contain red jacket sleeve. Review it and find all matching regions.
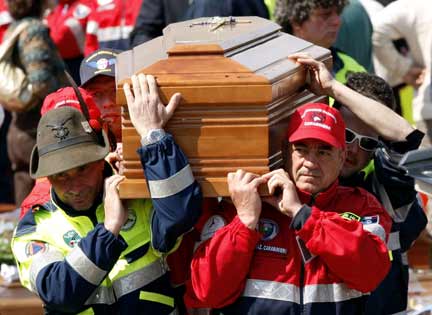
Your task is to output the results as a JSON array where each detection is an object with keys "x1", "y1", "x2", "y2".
[
  {"x1": 297, "y1": 191, "x2": 392, "y2": 293},
  {"x1": 186, "y1": 215, "x2": 261, "y2": 309}
]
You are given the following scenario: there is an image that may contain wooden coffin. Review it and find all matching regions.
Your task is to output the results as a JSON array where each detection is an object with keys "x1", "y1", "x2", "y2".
[{"x1": 116, "y1": 16, "x2": 331, "y2": 198}]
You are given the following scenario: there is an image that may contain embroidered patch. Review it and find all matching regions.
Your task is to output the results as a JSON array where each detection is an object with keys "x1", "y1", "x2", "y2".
[
  {"x1": 256, "y1": 243, "x2": 287, "y2": 255},
  {"x1": 47, "y1": 117, "x2": 72, "y2": 141},
  {"x1": 340, "y1": 212, "x2": 361, "y2": 221},
  {"x1": 201, "y1": 215, "x2": 225, "y2": 242},
  {"x1": 63, "y1": 230, "x2": 82, "y2": 248},
  {"x1": 361, "y1": 215, "x2": 380, "y2": 225},
  {"x1": 25, "y1": 241, "x2": 47, "y2": 256},
  {"x1": 258, "y1": 219, "x2": 279, "y2": 241},
  {"x1": 121, "y1": 208, "x2": 137, "y2": 231}
]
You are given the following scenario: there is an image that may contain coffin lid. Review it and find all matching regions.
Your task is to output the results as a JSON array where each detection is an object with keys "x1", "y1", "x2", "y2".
[{"x1": 116, "y1": 16, "x2": 327, "y2": 86}]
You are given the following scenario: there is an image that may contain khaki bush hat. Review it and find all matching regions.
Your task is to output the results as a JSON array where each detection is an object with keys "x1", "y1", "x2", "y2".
[{"x1": 30, "y1": 106, "x2": 110, "y2": 178}]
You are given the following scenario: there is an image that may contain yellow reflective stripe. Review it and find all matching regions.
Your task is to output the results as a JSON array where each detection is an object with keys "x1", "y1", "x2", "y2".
[
  {"x1": 78, "y1": 308, "x2": 95, "y2": 315},
  {"x1": 139, "y1": 291, "x2": 174, "y2": 307}
]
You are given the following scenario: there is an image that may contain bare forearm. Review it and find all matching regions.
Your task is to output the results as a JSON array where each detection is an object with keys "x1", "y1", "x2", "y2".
[{"x1": 330, "y1": 80, "x2": 414, "y2": 141}]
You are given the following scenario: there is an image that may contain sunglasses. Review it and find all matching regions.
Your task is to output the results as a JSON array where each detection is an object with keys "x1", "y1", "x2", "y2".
[{"x1": 345, "y1": 128, "x2": 380, "y2": 151}]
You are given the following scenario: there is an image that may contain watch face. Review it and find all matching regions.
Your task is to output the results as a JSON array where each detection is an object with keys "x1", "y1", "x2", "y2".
[{"x1": 148, "y1": 129, "x2": 165, "y2": 143}]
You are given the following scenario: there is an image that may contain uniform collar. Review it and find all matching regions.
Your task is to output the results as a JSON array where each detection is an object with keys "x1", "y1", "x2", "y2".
[{"x1": 297, "y1": 180, "x2": 339, "y2": 207}]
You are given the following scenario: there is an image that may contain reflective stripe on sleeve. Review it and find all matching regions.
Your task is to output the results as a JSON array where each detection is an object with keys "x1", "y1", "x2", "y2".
[
  {"x1": 66, "y1": 246, "x2": 107, "y2": 286},
  {"x1": 242, "y1": 279, "x2": 365, "y2": 304},
  {"x1": 85, "y1": 285, "x2": 116, "y2": 305},
  {"x1": 387, "y1": 231, "x2": 401, "y2": 251},
  {"x1": 112, "y1": 259, "x2": 167, "y2": 298},
  {"x1": 362, "y1": 223, "x2": 386, "y2": 243},
  {"x1": 29, "y1": 246, "x2": 64, "y2": 293},
  {"x1": 139, "y1": 291, "x2": 174, "y2": 307},
  {"x1": 95, "y1": 25, "x2": 133, "y2": 42},
  {"x1": 148, "y1": 165, "x2": 194, "y2": 198},
  {"x1": 65, "y1": 18, "x2": 85, "y2": 53}
]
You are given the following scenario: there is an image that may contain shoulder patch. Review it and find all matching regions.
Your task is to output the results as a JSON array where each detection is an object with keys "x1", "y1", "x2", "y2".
[
  {"x1": 361, "y1": 215, "x2": 380, "y2": 225},
  {"x1": 201, "y1": 215, "x2": 225, "y2": 242},
  {"x1": 258, "y1": 219, "x2": 279, "y2": 241},
  {"x1": 25, "y1": 241, "x2": 47, "y2": 257},
  {"x1": 63, "y1": 230, "x2": 81, "y2": 248}
]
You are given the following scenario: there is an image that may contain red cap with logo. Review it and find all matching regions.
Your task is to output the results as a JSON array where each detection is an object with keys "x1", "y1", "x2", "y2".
[
  {"x1": 287, "y1": 103, "x2": 345, "y2": 149},
  {"x1": 41, "y1": 87, "x2": 102, "y2": 132}
]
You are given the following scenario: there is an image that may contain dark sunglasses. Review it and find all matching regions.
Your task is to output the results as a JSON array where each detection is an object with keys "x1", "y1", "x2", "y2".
[{"x1": 345, "y1": 128, "x2": 380, "y2": 151}]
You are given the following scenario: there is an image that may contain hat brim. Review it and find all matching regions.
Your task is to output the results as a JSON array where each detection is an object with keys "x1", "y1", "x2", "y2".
[
  {"x1": 289, "y1": 128, "x2": 344, "y2": 149},
  {"x1": 30, "y1": 131, "x2": 110, "y2": 179}
]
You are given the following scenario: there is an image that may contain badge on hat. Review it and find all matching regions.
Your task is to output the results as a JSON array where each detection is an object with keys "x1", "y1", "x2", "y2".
[
  {"x1": 63, "y1": 230, "x2": 82, "y2": 248},
  {"x1": 46, "y1": 117, "x2": 72, "y2": 141}
]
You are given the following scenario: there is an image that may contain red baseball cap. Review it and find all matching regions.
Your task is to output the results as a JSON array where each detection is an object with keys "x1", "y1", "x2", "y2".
[
  {"x1": 287, "y1": 103, "x2": 345, "y2": 149},
  {"x1": 41, "y1": 87, "x2": 102, "y2": 131}
]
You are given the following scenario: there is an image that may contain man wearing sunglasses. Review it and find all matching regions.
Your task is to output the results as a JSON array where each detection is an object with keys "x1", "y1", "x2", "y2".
[{"x1": 291, "y1": 53, "x2": 427, "y2": 315}]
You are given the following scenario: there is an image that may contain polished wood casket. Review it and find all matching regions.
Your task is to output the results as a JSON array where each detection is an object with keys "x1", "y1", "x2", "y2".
[{"x1": 116, "y1": 16, "x2": 331, "y2": 198}]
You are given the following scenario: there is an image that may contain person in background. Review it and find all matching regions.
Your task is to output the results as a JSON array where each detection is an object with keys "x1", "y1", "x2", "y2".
[
  {"x1": 130, "y1": 0, "x2": 269, "y2": 48},
  {"x1": 79, "y1": 48, "x2": 121, "y2": 142},
  {"x1": 85, "y1": 0, "x2": 143, "y2": 54},
  {"x1": 274, "y1": 0, "x2": 366, "y2": 84},
  {"x1": 5, "y1": 0, "x2": 68, "y2": 205},
  {"x1": 291, "y1": 53, "x2": 427, "y2": 315},
  {"x1": 45, "y1": 0, "x2": 95, "y2": 84},
  {"x1": 334, "y1": 0, "x2": 374, "y2": 72},
  {"x1": 0, "y1": 0, "x2": 12, "y2": 41},
  {"x1": 12, "y1": 74, "x2": 202, "y2": 314},
  {"x1": 185, "y1": 101, "x2": 391, "y2": 314},
  {"x1": 372, "y1": 0, "x2": 431, "y2": 148}
]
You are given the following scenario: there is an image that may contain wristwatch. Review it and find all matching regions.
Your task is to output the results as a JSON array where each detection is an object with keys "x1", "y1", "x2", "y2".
[{"x1": 140, "y1": 128, "x2": 166, "y2": 146}]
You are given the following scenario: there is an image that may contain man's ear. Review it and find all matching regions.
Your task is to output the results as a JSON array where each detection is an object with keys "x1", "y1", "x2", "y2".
[{"x1": 338, "y1": 148, "x2": 347, "y2": 171}]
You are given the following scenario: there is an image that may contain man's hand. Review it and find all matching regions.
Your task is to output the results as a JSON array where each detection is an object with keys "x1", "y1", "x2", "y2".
[
  {"x1": 103, "y1": 175, "x2": 128, "y2": 236},
  {"x1": 123, "y1": 74, "x2": 182, "y2": 137},
  {"x1": 228, "y1": 170, "x2": 266, "y2": 230},
  {"x1": 402, "y1": 66, "x2": 425, "y2": 88},
  {"x1": 262, "y1": 169, "x2": 303, "y2": 218},
  {"x1": 289, "y1": 53, "x2": 336, "y2": 98},
  {"x1": 105, "y1": 143, "x2": 124, "y2": 174}
]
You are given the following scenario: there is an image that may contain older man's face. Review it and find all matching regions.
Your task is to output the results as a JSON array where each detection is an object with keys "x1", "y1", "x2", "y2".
[
  {"x1": 48, "y1": 160, "x2": 105, "y2": 211},
  {"x1": 285, "y1": 139, "x2": 345, "y2": 194},
  {"x1": 292, "y1": 6, "x2": 342, "y2": 48}
]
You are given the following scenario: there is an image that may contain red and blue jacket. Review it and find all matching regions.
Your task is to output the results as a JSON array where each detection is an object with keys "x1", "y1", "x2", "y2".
[
  {"x1": 12, "y1": 134, "x2": 202, "y2": 314},
  {"x1": 185, "y1": 181, "x2": 391, "y2": 315}
]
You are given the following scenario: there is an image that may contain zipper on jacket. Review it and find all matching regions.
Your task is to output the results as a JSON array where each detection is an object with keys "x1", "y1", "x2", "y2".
[{"x1": 300, "y1": 193, "x2": 317, "y2": 314}]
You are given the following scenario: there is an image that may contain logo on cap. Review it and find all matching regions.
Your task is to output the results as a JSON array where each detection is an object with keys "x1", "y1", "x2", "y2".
[
  {"x1": 302, "y1": 108, "x2": 337, "y2": 131},
  {"x1": 46, "y1": 117, "x2": 72, "y2": 141}
]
